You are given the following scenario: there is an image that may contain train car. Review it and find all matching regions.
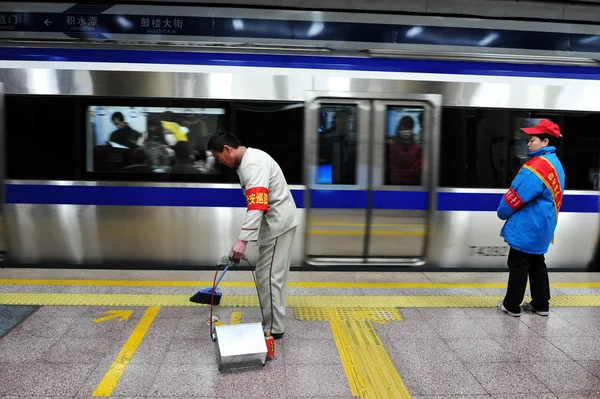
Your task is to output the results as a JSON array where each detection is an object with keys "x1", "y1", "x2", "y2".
[{"x1": 0, "y1": 43, "x2": 598, "y2": 271}]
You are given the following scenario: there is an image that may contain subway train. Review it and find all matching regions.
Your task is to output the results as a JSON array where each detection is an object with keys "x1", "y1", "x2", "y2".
[{"x1": 0, "y1": 44, "x2": 598, "y2": 270}]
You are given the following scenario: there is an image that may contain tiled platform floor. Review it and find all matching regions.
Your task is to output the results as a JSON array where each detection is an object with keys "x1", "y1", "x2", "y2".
[{"x1": 1, "y1": 269, "x2": 600, "y2": 398}]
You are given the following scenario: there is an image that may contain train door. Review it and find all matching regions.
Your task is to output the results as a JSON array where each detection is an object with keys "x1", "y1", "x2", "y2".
[
  {"x1": 303, "y1": 92, "x2": 440, "y2": 266},
  {"x1": 0, "y1": 82, "x2": 6, "y2": 264}
]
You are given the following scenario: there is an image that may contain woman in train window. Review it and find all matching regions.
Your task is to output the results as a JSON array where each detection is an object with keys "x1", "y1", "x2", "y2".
[
  {"x1": 388, "y1": 116, "x2": 422, "y2": 185},
  {"x1": 497, "y1": 120, "x2": 565, "y2": 317}
]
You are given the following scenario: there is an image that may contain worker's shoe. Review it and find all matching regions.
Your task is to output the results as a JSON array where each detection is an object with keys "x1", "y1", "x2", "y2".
[
  {"x1": 522, "y1": 302, "x2": 549, "y2": 316},
  {"x1": 497, "y1": 301, "x2": 521, "y2": 317}
]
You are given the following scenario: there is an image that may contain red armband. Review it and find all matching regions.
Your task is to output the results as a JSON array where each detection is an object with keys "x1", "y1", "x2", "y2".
[
  {"x1": 245, "y1": 187, "x2": 269, "y2": 211},
  {"x1": 503, "y1": 188, "x2": 523, "y2": 211}
]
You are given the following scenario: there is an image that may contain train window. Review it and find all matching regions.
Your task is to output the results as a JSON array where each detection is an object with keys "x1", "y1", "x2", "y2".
[
  {"x1": 384, "y1": 106, "x2": 424, "y2": 186},
  {"x1": 229, "y1": 102, "x2": 304, "y2": 185},
  {"x1": 6, "y1": 95, "x2": 79, "y2": 180},
  {"x1": 317, "y1": 105, "x2": 357, "y2": 185},
  {"x1": 5, "y1": 95, "x2": 304, "y2": 184},
  {"x1": 88, "y1": 105, "x2": 227, "y2": 175},
  {"x1": 440, "y1": 107, "x2": 600, "y2": 190}
]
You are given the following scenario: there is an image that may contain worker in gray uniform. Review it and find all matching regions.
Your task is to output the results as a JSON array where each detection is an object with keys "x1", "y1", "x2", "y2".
[{"x1": 207, "y1": 131, "x2": 299, "y2": 339}]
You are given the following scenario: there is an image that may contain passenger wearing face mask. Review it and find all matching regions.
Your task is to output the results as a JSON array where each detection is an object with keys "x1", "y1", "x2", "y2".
[
  {"x1": 497, "y1": 119, "x2": 565, "y2": 318},
  {"x1": 387, "y1": 116, "x2": 422, "y2": 185}
]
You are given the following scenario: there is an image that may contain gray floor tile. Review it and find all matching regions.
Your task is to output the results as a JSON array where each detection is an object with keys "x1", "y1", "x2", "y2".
[
  {"x1": 147, "y1": 363, "x2": 217, "y2": 397},
  {"x1": 2, "y1": 362, "x2": 96, "y2": 396},
  {"x1": 388, "y1": 337, "x2": 460, "y2": 363},
  {"x1": 412, "y1": 396, "x2": 492, "y2": 399},
  {"x1": 554, "y1": 392, "x2": 600, "y2": 398},
  {"x1": 465, "y1": 362, "x2": 551, "y2": 395},
  {"x1": 41, "y1": 336, "x2": 122, "y2": 364},
  {"x1": 162, "y1": 337, "x2": 217, "y2": 365},
  {"x1": 492, "y1": 338, "x2": 571, "y2": 362},
  {"x1": 473, "y1": 317, "x2": 540, "y2": 337},
  {"x1": 284, "y1": 338, "x2": 340, "y2": 364},
  {"x1": 519, "y1": 315, "x2": 596, "y2": 337},
  {"x1": 0, "y1": 336, "x2": 59, "y2": 362},
  {"x1": 8, "y1": 315, "x2": 78, "y2": 338},
  {"x1": 216, "y1": 360, "x2": 286, "y2": 398},
  {"x1": 578, "y1": 361, "x2": 600, "y2": 379},
  {"x1": 546, "y1": 337, "x2": 600, "y2": 360},
  {"x1": 427, "y1": 318, "x2": 491, "y2": 339},
  {"x1": 282, "y1": 318, "x2": 334, "y2": 339},
  {"x1": 396, "y1": 361, "x2": 487, "y2": 396},
  {"x1": 31, "y1": 305, "x2": 90, "y2": 317},
  {"x1": 285, "y1": 364, "x2": 352, "y2": 397},
  {"x1": 444, "y1": 338, "x2": 520, "y2": 362},
  {"x1": 152, "y1": 305, "x2": 205, "y2": 319},
  {"x1": 559, "y1": 317, "x2": 600, "y2": 336},
  {"x1": 172, "y1": 315, "x2": 217, "y2": 339},
  {"x1": 417, "y1": 308, "x2": 471, "y2": 319},
  {"x1": 104, "y1": 363, "x2": 160, "y2": 397},
  {"x1": 466, "y1": 307, "x2": 520, "y2": 319},
  {"x1": 128, "y1": 334, "x2": 173, "y2": 365},
  {"x1": 374, "y1": 319, "x2": 439, "y2": 340},
  {"x1": 524, "y1": 361, "x2": 600, "y2": 393},
  {"x1": 490, "y1": 394, "x2": 558, "y2": 398},
  {"x1": 550, "y1": 307, "x2": 600, "y2": 318}
]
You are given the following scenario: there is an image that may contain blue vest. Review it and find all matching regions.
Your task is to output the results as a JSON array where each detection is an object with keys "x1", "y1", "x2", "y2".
[{"x1": 497, "y1": 146, "x2": 565, "y2": 255}]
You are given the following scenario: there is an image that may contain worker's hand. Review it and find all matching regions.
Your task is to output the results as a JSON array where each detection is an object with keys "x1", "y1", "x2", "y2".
[{"x1": 229, "y1": 240, "x2": 247, "y2": 261}]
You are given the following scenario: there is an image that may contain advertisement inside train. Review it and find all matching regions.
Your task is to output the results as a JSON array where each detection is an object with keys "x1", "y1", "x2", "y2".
[{"x1": 87, "y1": 106, "x2": 225, "y2": 173}]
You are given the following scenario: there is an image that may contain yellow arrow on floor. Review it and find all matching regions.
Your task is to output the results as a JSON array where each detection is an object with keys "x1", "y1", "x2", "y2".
[{"x1": 94, "y1": 310, "x2": 133, "y2": 323}]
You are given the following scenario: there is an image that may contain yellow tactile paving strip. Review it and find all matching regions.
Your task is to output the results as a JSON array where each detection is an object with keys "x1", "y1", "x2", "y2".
[
  {"x1": 1, "y1": 293, "x2": 600, "y2": 307},
  {"x1": 295, "y1": 307, "x2": 403, "y2": 321},
  {"x1": 331, "y1": 320, "x2": 411, "y2": 398}
]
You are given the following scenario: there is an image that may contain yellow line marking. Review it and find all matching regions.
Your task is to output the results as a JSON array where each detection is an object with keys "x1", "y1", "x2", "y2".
[
  {"x1": 2, "y1": 293, "x2": 600, "y2": 308},
  {"x1": 307, "y1": 229, "x2": 424, "y2": 236},
  {"x1": 92, "y1": 306, "x2": 160, "y2": 397},
  {"x1": 3, "y1": 279, "x2": 600, "y2": 289},
  {"x1": 331, "y1": 320, "x2": 411, "y2": 398},
  {"x1": 93, "y1": 310, "x2": 133, "y2": 323},
  {"x1": 229, "y1": 311, "x2": 242, "y2": 324}
]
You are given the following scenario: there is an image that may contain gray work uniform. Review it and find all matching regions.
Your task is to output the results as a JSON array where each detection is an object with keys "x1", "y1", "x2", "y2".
[{"x1": 237, "y1": 148, "x2": 300, "y2": 334}]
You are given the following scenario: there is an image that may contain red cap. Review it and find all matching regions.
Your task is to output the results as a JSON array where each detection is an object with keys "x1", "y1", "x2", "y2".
[{"x1": 520, "y1": 119, "x2": 561, "y2": 138}]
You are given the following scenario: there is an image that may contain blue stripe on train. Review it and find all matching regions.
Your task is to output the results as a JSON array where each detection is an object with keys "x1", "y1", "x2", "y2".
[
  {"x1": 2, "y1": 47, "x2": 600, "y2": 80},
  {"x1": 4, "y1": 184, "x2": 598, "y2": 212}
]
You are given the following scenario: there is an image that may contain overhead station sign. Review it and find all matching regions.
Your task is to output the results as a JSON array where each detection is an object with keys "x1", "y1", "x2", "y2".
[
  {"x1": 0, "y1": 4, "x2": 196, "y2": 39},
  {"x1": 0, "y1": 2, "x2": 598, "y2": 55}
]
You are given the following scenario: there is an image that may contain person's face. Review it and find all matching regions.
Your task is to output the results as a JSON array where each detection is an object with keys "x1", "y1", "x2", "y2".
[
  {"x1": 398, "y1": 129, "x2": 412, "y2": 140},
  {"x1": 211, "y1": 145, "x2": 237, "y2": 168},
  {"x1": 527, "y1": 136, "x2": 548, "y2": 152},
  {"x1": 113, "y1": 119, "x2": 126, "y2": 130}
]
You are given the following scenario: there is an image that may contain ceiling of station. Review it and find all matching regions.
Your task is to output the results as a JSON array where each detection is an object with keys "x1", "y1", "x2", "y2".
[{"x1": 111, "y1": 0, "x2": 600, "y2": 24}]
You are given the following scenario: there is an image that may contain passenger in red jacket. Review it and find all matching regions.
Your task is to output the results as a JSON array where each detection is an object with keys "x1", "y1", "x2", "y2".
[{"x1": 387, "y1": 116, "x2": 422, "y2": 185}]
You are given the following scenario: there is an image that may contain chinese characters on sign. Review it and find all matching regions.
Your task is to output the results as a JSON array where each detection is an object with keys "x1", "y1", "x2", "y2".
[
  {"x1": 141, "y1": 17, "x2": 183, "y2": 34},
  {"x1": 66, "y1": 15, "x2": 98, "y2": 31},
  {"x1": 0, "y1": 14, "x2": 18, "y2": 30}
]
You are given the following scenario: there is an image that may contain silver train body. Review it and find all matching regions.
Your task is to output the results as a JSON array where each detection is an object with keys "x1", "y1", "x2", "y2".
[{"x1": 0, "y1": 46, "x2": 598, "y2": 270}]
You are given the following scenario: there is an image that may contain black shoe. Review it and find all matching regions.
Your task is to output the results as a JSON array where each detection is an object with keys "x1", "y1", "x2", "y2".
[{"x1": 271, "y1": 332, "x2": 284, "y2": 340}]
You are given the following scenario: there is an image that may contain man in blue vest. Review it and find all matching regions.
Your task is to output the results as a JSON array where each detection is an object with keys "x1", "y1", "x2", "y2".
[{"x1": 497, "y1": 119, "x2": 565, "y2": 317}]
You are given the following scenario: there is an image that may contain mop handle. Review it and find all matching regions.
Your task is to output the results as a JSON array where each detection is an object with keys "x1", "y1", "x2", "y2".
[
  {"x1": 213, "y1": 254, "x2": 248, "y2": 289},
  {"x1": 213, "y1": 265, "x2": 229, "y2": 289}
]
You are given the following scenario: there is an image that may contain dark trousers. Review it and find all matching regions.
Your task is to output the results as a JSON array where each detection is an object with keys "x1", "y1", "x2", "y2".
[{"x1": 503, "y1": 247, "x2": 551, "y2": 314}]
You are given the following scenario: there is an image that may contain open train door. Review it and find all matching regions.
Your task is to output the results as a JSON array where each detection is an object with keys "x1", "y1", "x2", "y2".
[
  {"x1": 303, "y1": 91, "x2": 441, "y2": 266},
  {"x1": 0, "y1": 82, "x2": 6, "y2": 264}
]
